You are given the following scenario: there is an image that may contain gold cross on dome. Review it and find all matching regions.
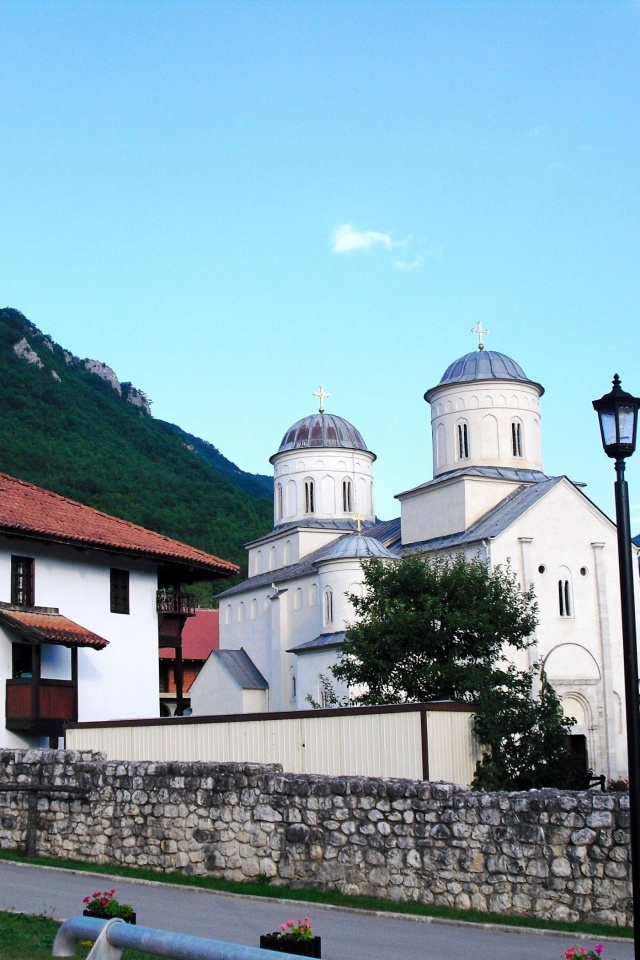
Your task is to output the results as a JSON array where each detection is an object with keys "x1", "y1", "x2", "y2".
[
  {"x1": 471, "y1": 321, "x2": 489, "y2": 351},
  {"x1": 312, "y1": 384, "x2": 331, "y2": 413},
  {"x1": 353, "y1": 513, "x2": 365, "y2": 533}
]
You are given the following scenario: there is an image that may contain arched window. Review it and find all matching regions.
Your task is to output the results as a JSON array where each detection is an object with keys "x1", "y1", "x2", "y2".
[
  {"x1": 456, "y1": 421, "x2": 470, "y2": 460},
  {"x1": 284, "y1": 540, "x2": 292, "y2": 565},
  {"x1": 342, "y1": 478, "x2": 353, "y2": 513},
  {"x1": 276, "y1": 483, "x2": 283, "y2": 521},
  {"x1": 225, "y1": 604, "x2": 232, "y2": 625},
  {"x1": 250, "y1": 598, "x2": 258, "y2": 620},
  {"x1": 238, "y1": 602, "x2": 245, "y2": 622},
  {"x1": 294, "y1": 587, "x2": 302, "y2": 610},
  {"x1": 324, "y1": 587, "x2": 333, "y2": 625},
  {"x1": 304, "y1": 479, "x2": 315, "y2": 514},
  {"x1": 255, "y1": 551, "x2": 263, "y2": 575},
  {"x1": 511, "y1": 420, "x2": 523, "y2": 458},
  {"x1": 309, "y1": 583, "x2": 318, "y2": 606},
  {"x1": 558, "y1": 578, "x2": 573, "y2": 617},
  {"x1": 291, "y1": 675, "x2": 297, "y2": 699},
  {"x1": 270, "y1": 546, "x2": 277, "y2": 570}
]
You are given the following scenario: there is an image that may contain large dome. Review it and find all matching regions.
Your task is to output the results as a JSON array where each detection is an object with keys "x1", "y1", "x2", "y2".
[
  {"x1": 427, "y1": 349, "x2": 544, "y2": 397},
  {"x1": 275, "y1": 413, "x2": 369, "y2": 454}
]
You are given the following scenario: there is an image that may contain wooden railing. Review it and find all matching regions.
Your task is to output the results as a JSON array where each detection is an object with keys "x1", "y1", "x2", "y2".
[
  {"x1": 6, "y1": 678, "x2": 76, "y2": 733},
  {"x1": 156, "y1": 591, "x2": 196, "y2": 616}
]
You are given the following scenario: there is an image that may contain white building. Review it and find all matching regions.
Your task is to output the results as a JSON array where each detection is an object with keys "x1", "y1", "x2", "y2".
[
  {"x1": 203, "y1": 349, "x2": 635, "y2": 780},
  {"x1": 0, "y1": 471, "x2": 237, "y2": 748}
]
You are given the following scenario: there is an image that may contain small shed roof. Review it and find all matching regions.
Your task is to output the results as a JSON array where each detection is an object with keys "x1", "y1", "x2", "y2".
[{"x1": 0, "y1": 602, "x2": 109, "y2": 649}]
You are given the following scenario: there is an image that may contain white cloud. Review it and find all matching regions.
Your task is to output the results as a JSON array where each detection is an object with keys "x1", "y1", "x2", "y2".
[
  {"x1": 527, "y1": 125, "x2": 546, "y2": 138},
  {"x1": 394, "y1": 256, "x2": 424, "y2": 271},
  {"x1": 394, "y1": 246, "x2": 443, "y2": 270},
  {"x1": 332, "y1": 224, "x2": 392, "y2": 254}
]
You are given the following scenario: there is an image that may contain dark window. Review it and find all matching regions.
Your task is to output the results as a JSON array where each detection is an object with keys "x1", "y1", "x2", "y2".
[
  {"x1": 558, "y1": 578, "x2": 572, "y2": 617},
  {"x1": 342, "y1": 479, "x2": 353, "y2": 512},
  {"x1": 512, "y1": 421, "x2": 523, "y2": 457},
  {"x1": 304, "y1": 479, "x2": 315, "y2": 514},
  {"x1": 110, "y1": 568, "x2": 130, "y2": 614},
  {"x1": 457, "y1": 422, "x2": 469, "y2": 459},
  {"x1": 12, "y1": 642, "x2": 33, "y2": 678},
  {"x1": 11, "y1": 556, "x2": 34, "y2": 606}
]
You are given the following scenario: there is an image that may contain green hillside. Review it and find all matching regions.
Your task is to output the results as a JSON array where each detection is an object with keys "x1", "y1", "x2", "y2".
[{"x1": 0, "y1": 308, "x2": 272, "y2": 587}]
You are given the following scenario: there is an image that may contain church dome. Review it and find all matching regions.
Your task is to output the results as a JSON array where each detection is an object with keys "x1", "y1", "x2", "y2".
[
  {"x1": 276, "y1": 413, "x2": 369, "y2": 454},
  {"x1": 426, "y1": 349, "x2": 544, "y2": 400},
  {"x1": 316, "y1": 534, "x2": 395, "y2": 563}
]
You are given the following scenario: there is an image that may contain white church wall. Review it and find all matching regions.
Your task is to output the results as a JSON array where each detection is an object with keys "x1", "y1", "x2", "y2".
[
  {"x1": 486, "y1": 480, "x2": 628, "y2": 779},
  {"x1": 272, "y1": 448, "x2": 376, "y2": 526},
  {"x1": 400, "y1": 476, "x2": 522, "y2": 545},
  {"x1": 295, "y1": 648, "x2": 349, "y2": 708},
  {"x1": 400, "y1": 480, "x2": 467, "y2": 544},
  {"x1": 428, "y1": 381, "x2": 543, "y2": 477}
]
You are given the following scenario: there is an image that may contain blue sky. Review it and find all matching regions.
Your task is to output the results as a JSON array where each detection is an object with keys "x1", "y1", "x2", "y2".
[{"x1": 1, "y1": 0, "x2": 639, "y2": 525}]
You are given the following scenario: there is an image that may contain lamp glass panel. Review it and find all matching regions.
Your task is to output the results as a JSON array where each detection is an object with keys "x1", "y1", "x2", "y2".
[
  {"x1": 617, "y1": 404, "x2": 636, "y2": 445},
  {"x1": 599, "y1": 409, "x2": 618, "y2": 447}
]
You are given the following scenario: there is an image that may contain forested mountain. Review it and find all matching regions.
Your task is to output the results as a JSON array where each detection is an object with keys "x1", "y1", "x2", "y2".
[{"x1": 0, "y1": 308, "x2": 272, "y2": 586}]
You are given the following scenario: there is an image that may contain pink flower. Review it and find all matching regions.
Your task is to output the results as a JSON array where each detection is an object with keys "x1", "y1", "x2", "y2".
[{"x1": 595, "y1": 949, "x2": 604, "y2": 956}]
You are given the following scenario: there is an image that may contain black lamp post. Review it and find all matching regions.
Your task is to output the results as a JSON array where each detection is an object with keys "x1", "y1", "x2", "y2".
[{"x1": 593, "y1": 374, "x2": 640, "y2": 953}]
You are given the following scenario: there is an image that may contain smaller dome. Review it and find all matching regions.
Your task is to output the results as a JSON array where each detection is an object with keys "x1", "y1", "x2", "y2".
[
  {"x1": 317, "y1": 534, "x2": 395, "y2": 563},
  {"x1": 275, "y1": 413, "x2": 369, "y2": 454},
  {"x1": 426, "y1": 349, "x2": 544, "y2": 398}
]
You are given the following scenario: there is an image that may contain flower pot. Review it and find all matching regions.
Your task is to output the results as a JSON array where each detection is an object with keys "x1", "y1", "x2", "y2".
[
  {"x1": 259, "y1": 933, "x2": 321, "y2": 957},
  {"x1": 83, "y1": 909, "x2": 136, "y2": 925}
]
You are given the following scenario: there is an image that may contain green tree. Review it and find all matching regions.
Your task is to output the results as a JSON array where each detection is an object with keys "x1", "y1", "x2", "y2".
[{"x1": 331, "y1": 553, "x2": 576, "y2": 790}]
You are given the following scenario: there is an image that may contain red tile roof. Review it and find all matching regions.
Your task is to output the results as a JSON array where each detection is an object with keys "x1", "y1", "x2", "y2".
[
  {"x1": 0, "y1": 472, "x2": 238, "y2": 576},
  {"x1": 0, "y1": 603, "x2": 109, "y2": 649},
  {"x1": 159, "y1": 609, "x2": 219, "y2": 661}
]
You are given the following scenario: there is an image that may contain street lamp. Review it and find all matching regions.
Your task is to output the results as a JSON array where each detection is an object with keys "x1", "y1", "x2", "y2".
[{"x1": 593, "y1": 374, "x2": 640, "y2": 954}]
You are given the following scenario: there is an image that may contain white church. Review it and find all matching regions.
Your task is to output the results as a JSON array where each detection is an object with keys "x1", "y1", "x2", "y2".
[{"x1": 190, "y1": 338, "x2": 634, "y2": 780}]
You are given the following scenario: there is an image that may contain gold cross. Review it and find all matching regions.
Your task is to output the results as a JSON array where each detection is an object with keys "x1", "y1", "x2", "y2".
[
  {"x1": 471, "y1": 321, "x2": 489, "y2": 351},
  {"x1": 312, "y1": 384, "x2": 331, "y2": 413},
  {"x1": 353, "y1": 513, "x2": 365, "y2": 533}
]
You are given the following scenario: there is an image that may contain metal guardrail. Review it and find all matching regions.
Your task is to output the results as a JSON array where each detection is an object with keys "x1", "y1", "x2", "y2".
[{"x1": 53, "y1": 916, "x2": 308, "y2": 960}]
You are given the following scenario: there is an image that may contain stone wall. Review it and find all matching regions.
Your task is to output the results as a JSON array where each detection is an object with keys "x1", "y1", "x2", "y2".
[{"x1": 0, "y1": 750, "x2": 631, "y2": 926}]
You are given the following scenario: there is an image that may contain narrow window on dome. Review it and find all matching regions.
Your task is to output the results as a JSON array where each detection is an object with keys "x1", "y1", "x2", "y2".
[
  {"x1": 342, "y1": 478, "x2": 353, "y2": 512},
  {"x1": 276, "y1": 483, "x2": 283, "y2": 520},
  {"x1": 305, "y1": 479, "x2": 315, "y2": 513},
  {"x1": 324, "y1": 587, "x2": 333, "y2": 625},
  {"x1": 511, "y1": 420, "x2": 523, "y2": 458},
  {"x1": 457, "y1": 422, "x2": 469, "y2": 460}
]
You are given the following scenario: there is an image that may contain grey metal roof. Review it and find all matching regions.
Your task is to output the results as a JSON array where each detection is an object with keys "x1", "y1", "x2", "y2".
[
  {"x1": 363, "y1": 516, "x2": 402, "y2": 550},
  {"x1": 402, "y1": 476, "x2": 564, "y2": 551},
  {"x1": 269, "y1": 518, "x2": 376, "y2": 537},
  {"x1": 272, "y1": 413, "x2": 373, "y2": 458},
  {"x1": 218, "y1": 539, "x2": 345, "y2": 598},
  {"x1": 396, "y1": 466, "x2": 552, "y2": 500},
  {"x1": 288, "y1": 631, "x2": 346, "y2": 654},
  {"x1": 316, "y1": 534, "x2": 396, "y2": 562},
  {"x1": 210, "y1": 648, "x2": 268, "y2": 689},
  {"x1": 220, "y1": 527, "x2": 398, "y2": 600},
  {"x1": 437, "y1": 349, "x2": 543, "y2": 390}
]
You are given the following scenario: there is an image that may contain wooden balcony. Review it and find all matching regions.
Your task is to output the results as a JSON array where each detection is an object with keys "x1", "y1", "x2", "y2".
[
  {"x1": 6, "y1": 678, "x2": 76, "y2": 737},
  {"x1": 156, "y1": 590, "x2": 196, "y2": 616}
]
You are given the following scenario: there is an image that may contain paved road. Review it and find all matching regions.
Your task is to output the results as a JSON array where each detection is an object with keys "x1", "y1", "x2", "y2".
[{"x1": 0, "y1": 860, "x2": 632, "y2": 960}]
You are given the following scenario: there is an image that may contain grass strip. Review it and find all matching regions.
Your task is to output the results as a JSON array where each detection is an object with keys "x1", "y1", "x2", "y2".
[
  {"x1": 0, "y1": 848, "x2": 632, "y2": 940},
  {"x1": 0, "y1": 910, "x2": 167, "y2": 960}
]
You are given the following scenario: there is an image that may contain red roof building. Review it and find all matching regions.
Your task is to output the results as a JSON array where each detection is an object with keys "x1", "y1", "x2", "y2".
[
  {"x1": 0, "y1": 471, "x2": 237, "y2": 747},
  {"x1": 159, "y1": 609, "x2": 220, "y2": 714}
]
